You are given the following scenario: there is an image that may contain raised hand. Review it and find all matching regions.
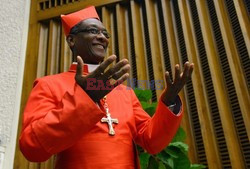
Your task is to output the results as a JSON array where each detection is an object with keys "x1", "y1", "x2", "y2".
[
  {"x1": 75, "y1": 55, "x2": 130, "y2": 102},
  {"x1": 162, "y1": 62, "x2": 194, "y2": 106}
]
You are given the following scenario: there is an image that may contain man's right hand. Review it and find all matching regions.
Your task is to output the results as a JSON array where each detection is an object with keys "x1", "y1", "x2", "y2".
[{"x1": 75, "y1": 55, "x2": 130, "y2": 102}]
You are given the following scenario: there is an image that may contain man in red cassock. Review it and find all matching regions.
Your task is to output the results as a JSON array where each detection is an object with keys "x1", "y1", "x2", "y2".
[{"x1": 19, "y1": 6, "x2": 194, "y2": 169}]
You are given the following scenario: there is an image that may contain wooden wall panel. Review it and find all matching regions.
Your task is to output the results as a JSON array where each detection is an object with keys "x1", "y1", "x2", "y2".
[
  {"x1": 37, "y1": 24, "x2": 49, "y2": 78},
  {"x1": 47, "y1": 20, "x2": 61, "y2": 75},
  {"x1": 178, "y1": 1, "x2": 222, "y2": 168},
  {"x1": 234, "y1": 0, "x2": 250, "y2": 58},
  {"x1": 216, "y1": 0, "x2": 250, "y2": 138},
  {"x1": 60, "y1": 30, "x2": 72, "y2": 72},
  {"x1": 213, "y1": 1, "x2": 249, "y2": 168},
  {"x1": 28, "y1": 162, "x2": 39, "y2": 169},
  {"x1": 161, "y1": 0, "x2": 180, "y2": 69},
  {"x1": 37, "y1": 0, "x2": 125, "y2": 21},
  {"x1": 102, "y1": 7, "x2": 115, "y2": 57},
  {"x1": 116, "y1": 4, "x2": 130, "y2": 85},
  {"x1": 225, "y1": 0, "x2": 250, "y2": 140},
  {"x1": 161, "y1": 0, "x2": 197, "y2": 163},
  {"x1": 116, "y1": 4, "x2": 129, "y2": 61},
  {"x1": 196, "y1": 0, "x2": 245, "y2": 168},
  {"x1": 144, "y1": 0, "x2": 165, "y2": 99},
  {"x1": 130, "y1": 1, "x2": 147, "y2": 82},
  {"x1": 15, "y1": 0, "x2": 250, "y2": 168},
  {"x1": 40, "y1": 156, "x2": 54, "y2": 169}
]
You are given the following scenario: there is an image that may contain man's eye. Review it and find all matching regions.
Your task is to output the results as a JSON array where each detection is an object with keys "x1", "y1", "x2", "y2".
[
  {"x1": 102, "y1": 31, "x2": 108, "y2": 35},
  {"x1": 89, "y1": 28, "x2": 99, "y2": 34}
]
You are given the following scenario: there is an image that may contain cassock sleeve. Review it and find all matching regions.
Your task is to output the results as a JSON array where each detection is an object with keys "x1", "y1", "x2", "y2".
[
  {"x1": 19, "y1": 78, "x2": 105, "y2": 162},
  {"x1": 132, "y1": 90, "x2": 183, "y2": 154}
]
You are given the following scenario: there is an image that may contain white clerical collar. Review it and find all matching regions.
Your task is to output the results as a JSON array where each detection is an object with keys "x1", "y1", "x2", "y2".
[{"x1": 72, "y1": 62, "x2": 99, "y2": 73}]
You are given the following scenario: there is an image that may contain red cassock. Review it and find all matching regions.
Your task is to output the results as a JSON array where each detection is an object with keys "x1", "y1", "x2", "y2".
[{"x1": 19, "y1": 64, "x2": 183, "y2": 169}]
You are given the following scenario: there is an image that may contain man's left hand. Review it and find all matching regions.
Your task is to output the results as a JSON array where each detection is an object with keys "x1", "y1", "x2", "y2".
[{"x1": 162, "y1": 62, "x2": 194, "y2": 106}]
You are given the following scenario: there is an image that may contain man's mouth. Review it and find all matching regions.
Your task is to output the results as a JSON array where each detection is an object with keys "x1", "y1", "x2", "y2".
[{"x1": 94, "y1": 44, "x2": 105, "y2": 49}]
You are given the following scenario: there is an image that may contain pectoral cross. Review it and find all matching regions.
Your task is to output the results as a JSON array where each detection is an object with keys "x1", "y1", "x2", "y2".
[{"x1": 101, "y1": 112, "x2": 118, "y2": 136}]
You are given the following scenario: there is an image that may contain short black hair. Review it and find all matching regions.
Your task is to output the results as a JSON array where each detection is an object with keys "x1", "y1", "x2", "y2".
[
  {"x1": 69, "y1": 21, "x2": 83, "y2": 35},
  {"x1": 67, "y1": 21, "x2": 83, "y2": 55}
]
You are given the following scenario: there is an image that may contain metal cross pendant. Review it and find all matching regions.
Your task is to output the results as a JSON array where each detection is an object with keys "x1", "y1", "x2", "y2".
[{"x1": 101, "y1": 112, "x2": 118, "y2": 136}]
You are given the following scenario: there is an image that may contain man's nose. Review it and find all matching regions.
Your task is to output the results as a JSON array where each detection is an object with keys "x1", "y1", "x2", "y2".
[
  {"x1": 96, "y1": 32, "x2": 109, "y2": 42},
  {"x1": 97, "y1": 32, "x2": 107, "y2": 39}
]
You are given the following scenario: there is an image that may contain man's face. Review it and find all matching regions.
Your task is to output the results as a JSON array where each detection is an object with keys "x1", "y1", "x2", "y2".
[{"x1": 72, "y1": 19, "x2": 109, "y2": 64}]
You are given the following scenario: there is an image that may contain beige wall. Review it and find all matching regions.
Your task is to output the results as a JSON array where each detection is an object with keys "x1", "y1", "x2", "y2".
[{"x1": 0, "y1": 0, "x2": 30, "y2": 168}]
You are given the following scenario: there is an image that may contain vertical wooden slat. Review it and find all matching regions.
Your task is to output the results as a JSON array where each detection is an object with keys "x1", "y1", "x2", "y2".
[
  {"x1": 234, "y1": 0, "x2": 250, "y2": 58},
  {"x1": 60, "y1": 30, "x2": 72, "y2": 72},
  {"x1": 214, "y1": 0, "x2": 250, "y2": 147},
  {"x1": 102, "y1": 7, "x2": 115, "y2": 58},
  {"x1": 116, "y1": 4, "x2": 129, "y2": 61},
  {"x1": 37, "y1": 24, "x2": 49, "y2": 77},
  {"x1": 47, "y1": 20, "x2": 54, "y2": 74},
  {"x1": 59, "y1": 32, "x2": 66, "y2": 72},
  {"x1": 40, "y1": 161, "x2": 47, "y2": 169},
  {"x1": 54, "y1": 20, "x2": 61, "y2": 74},
  {"x1": 37, "y1": 1, "x2": 41, "y2": 11},
  {"x1": 39, "y1": 155, "x2": 54, "y2": 169},
  {"x1": 178, "y1": 0, "x2": 222, "y2": 168},
  {"x1": 161, "y1": 0, "x2": 197, "y2": 163},
  {"x1": 116, "y1": 4, "x2": 130, "y2": 85},
  {"x1": 43, "y1": 2, "x2": 45, "y2": 10},
  {"x1": 47, "y1": 20, "x2": 61, "y2": 75},
  {"x1": 40, "y1": 162, "x2": 45, "y2": 169},
  {"x1": 101, "y1": 6, "x2": 117, "y2": 76},
  {"x1": 130, "y1": 0, "x2": 148, "y2": 81},
  {"x1": 145, "y1": 0, "x2": 164, "y2": 99},
  {"x1": 161, "y1": 0, "x2": 180, "y2": 70},
  {"x1": 28, "y1": 162, "x2": 39, "y2": 169},
  {"x1": 42, "y1": 158, "x2": 54, "y2": 169},
  {"x1": 49, "y1": 0, "x2": 51, "y2": 8},
  {"x1": 36, "y1": 18, "x2": 61, "y2": 169},
  {"x1": 39, "y1": 158, "x2": 54, "y2": 169}
]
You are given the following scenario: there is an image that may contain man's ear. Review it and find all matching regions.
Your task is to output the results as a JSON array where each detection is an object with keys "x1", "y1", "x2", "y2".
[{"x1": 66, "y1": 34, "x2": 75, "y2": 48}]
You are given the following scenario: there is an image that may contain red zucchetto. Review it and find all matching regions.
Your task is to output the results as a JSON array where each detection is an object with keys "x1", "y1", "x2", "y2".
[{"x1": 61, "y1": 6, "x2": 100, "y2": 36}]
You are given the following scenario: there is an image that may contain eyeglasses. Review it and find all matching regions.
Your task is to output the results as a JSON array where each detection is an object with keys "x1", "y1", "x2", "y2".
[{"x1": 77, "y1": 28, "x2": 111, "y2": 39}]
